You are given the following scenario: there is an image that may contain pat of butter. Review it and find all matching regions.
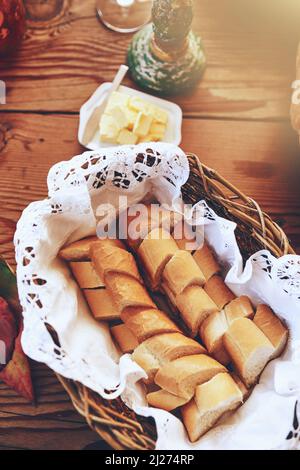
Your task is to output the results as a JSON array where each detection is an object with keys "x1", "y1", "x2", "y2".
[
  {"x1": 129, "y1": 96, "x2": 149, "y2": 113},
  {"x1": 109, "y1": 105, "x2": 130, "y2": 129},
  {"x1": 133, "y1": 112, "x2": 153, "y2": 137},
  {"x1": 117, "y1": 129, "x2": 139, "y2": 145},
  {"x1": 99, "y1": 115, "x2": 120, "y2": 143},
  {"x1": 106, "y1": 91, "x2": 130, "y2": 112},
  {"x1": 126, "y1": 108, "x2": 138, "y2": 130},
  {"x1": 152, "y1": 106, "x2": 168, "y2": 125},
  {"x1": 150, "y1": 122, "x2": 166, "y2": 140}
]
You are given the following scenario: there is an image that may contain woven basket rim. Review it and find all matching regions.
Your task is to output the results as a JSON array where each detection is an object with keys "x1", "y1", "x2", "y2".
[{"x1": 57, "y1": 153, "x2": 295, "y2": 450}]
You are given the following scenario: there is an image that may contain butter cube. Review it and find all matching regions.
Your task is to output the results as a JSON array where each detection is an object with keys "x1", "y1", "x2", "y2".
[
  {"x1": 117, "y1": 129, "x2": 139, "y2": 145},
  {"x1": 99, "y1": 115, "x2": 120, "y2": 143},
  {"x1": 151, "y1": 106, "x2": 169, "y2": 125},
  {"x1": 133, "y1": 112, "x2": 153, "y2": 137},
  {"x1": 129, "y1": 96, "x2": 149, "y2": 113},
  {"x1": 126, "y1": 108, "x2": 139, "y2": 130},
  {"x1": 106, "y1": 92, "x2": 130, "y2": 113},
  {"x1": 109, "y1": 105, "x2": 130, "y2": 129},
  {"x1": 149, "y1": 122, "x2": 166, "y2": 140}
]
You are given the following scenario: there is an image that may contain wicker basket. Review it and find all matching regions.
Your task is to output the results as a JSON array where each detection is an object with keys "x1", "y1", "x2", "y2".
[{"x1": 57, "y1": 153, "x2": 295, "y2": 450}]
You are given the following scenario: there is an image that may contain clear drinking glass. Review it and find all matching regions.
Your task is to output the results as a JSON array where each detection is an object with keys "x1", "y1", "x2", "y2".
[{"x1": 96, "y1": 0, "x2": 152, "y2": 34}]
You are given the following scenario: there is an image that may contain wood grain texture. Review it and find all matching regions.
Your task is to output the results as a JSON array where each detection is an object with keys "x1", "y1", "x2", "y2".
[
  {"x1": 0, "y1": 112, "x2": 299, "y2": 263},
  {"x1": 0, "y1": 0, "x2": 299, "y2": 118}
]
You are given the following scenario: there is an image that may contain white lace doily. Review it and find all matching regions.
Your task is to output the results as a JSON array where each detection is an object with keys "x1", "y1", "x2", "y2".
[{"x1": 14, "y1": 143, "x2": 300, "y2": 449}]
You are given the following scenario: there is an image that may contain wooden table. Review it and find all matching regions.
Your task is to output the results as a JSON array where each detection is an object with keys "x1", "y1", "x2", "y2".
[{"x1": 0, "y1": 0, "x2": 299, "y2": 450}]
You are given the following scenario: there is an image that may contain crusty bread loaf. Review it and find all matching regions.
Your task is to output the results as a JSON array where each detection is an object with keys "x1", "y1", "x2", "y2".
[
  {"x1": 154, "y1": 354, "x2": 226, "y2": 400},
  {"x1": 59, "y1": 236, "x2": 124, "y2": 261},
  {"x1": 147, "y1": 389, "x2": 189, "y2": 411},
  {"x1": 163, "y1": 250, "x2": 205, "y2": 295},
  {"x1": 111, "y1": 324, "x2": 139, "y2": 353},
  {"x1": 121, "y1": 307, "x2": 180, "y2": 343},
  {"x1": 200, "y1": 311, "x2": 230, "y2": 365},
  {"x1": 105, "y1": 272, "x2": 155, "y2": 312},
  {"x1": 91, "y1": 243, "x2": 141, "y2": 282},
  {"x1": 133, "y1": 333, "x2": 206, "y2": 383},
  {"x1": 225, "y1": 295, "x2": 254, "y2": 324},
  {"x1": 172, "y1": 220, "x2": 199, "y2": 253},
  {"x1": 223, "y1": 318, "x2": 275, "y2": 387},
  {"x1": 204, "y1": 275, "x2": 236, "y2": 310},
  {"x1": 125, "y1": 205, "x2": 182, "y2": 250},
  {"x1": 176, "y1": 286, "x2": 219, "y2": 337},
  {"x1": 182, "y1": 373, "x2": 243, "y2": 442},
  {"x1": 138, "y1": 228, "x2": 179, "y2": 289},
  {"x1": 253, "y1": 304, "x2": 288, "y2": 359},
  {"x1": 193, "y1": 243, "x2": 220, "y2": 281},
  {"x1": 231, "y1": 372, "x2": 251, "y2": 400},
  {"x1": 84, "y1": 289, "x2": 119, "y2": 321},
  {"x1": 69, "y1": 261, "x2": 104, "y2": 289}
]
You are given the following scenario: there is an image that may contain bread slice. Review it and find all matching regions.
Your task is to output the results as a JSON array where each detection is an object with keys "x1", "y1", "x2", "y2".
[
  {"x1": 91, "y1": 243, "x2": 141, "y2": 282},
  {"x1": 172, "y1": 220, "x2": 200, "y2": 253},
  {"x1": 111, "y1": 324, "x2": 139, "y2": 354},
  {"x1": 176, "y1": 286, "x2": 219, "y2": 337},
  {"x1": 231, "y1": 372, "x2": 251, "y2": 401},
  {"x1": 69, "y1": 261, "x2": 104, "y2": 289},
  {"x1": 138, "y1": 228, "x2": 179, "y2": 289},
  {"x1": 182, "y1": 373, "x2": 243, "y2": 442},
  {"x1": 132, "y1": 333, "x2": 205, "y2": 383},
  {"x1": 154, "y1": 354, "x2": 226, "y2": 400},
  {"x1": 84, "y1": 289, "x2": 119, "y2": 321},
  {"x1": 121, "y1": 307, "x2": 180, "y2": 343},
  {"x1": 147, "y1": 389, "x2": 189, "y2": 411},
  {"x1": 200, "y1": 311, "x2": 231, "y2": 365},
  {"x1": 125, "y1": 205, "x2": 182, "y2": 250},
  {"x1": 204, "y1": 275, "x2": 236, "y2": 310},
  {"x1": 59, "y1": 236, "x2": 99, "y2": 261},
  {"x1": 193, "y1": 243, "x2": 220, "y2": 281},
  {"x1": 225, "y1": 295, "x2": 254, "y2": 324},
  {"x1": 253, "y1": 304, "x2": 288, "y2": 359},
  {"x1": 105, "y1": 272, "x2": 155, "y2": 312},
  {"x1": 223, "y1": 318, "x2": 275, "y2": 387},
  {"x1": 163, "y1": 250, "x2": 206, "y2": 295}
]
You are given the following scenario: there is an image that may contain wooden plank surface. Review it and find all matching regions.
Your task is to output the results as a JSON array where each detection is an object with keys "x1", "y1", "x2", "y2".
[{"x1": 1, "y1": 0, "x2": 299, "y2": 118}]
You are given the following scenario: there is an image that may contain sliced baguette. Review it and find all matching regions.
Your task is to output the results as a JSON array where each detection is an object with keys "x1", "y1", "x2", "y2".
[
  {"x1": 147, "y1": 389, "x2": 189, "y2": 411},
  {"x1": 163, "y1": 250, "x2": 206, "y2": 295},
  {"x1": 84, "y1": 289, "x2": 119, "y2": 321},
  {"x1": 91, "y1": 242, "x2": 141, "y2": 282},
  {"x1": 138, "y1": 228, "x2": 179, "y2": 289},
  {"x1": 253, "y1": 304, "x2": 288, "y2": 359},
  {"x1": 105, "y1": 272, "x2": 155, "y2": 312},
  {"x1": 204, "y1": 275, "x2": 236, "y2": 310},
  {"x1": 200, "y1": 311, "x2": 231, "y2": 365},
  {"x1": 132, "y1": 333, "x2": 205, "y2": 383},
  {"x1": 59, "y1": 236, "x2": 99, "y2": 261},
  {"x1": 154, "y1": 354, "x2": 226, "y2": 400},
  {"x1": 121, "y1": 307, "x2": 180, "y2": 343},
  {"x1": 223, "y1": 318, "x2": 275, "y2": 387},
  {"x1": 111, "y1": 324, "x2": 139, "y2": 353},
  {"x1": 176, "y1": 286, "x2": 219, "y2": 337},
  {"x1": 225, "y1": 295, "x2": 254, "y2": 324},
  {"x1": 182, "y1": 373, "x2": 243, "y2": 442},
  {"x1": 193, "y1": 243, "x2": 220, "y2": 281},
  {"x1": 69, "y1": 261, "x2": 104, "y2": 289}
]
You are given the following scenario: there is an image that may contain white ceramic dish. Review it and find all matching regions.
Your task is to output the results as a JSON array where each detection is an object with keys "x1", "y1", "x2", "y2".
[{"x1": 78, "y1": 82, "x2": 183, "y2": 150}]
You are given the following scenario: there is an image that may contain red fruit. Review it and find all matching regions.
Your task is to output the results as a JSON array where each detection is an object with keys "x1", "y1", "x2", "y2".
[
  {"x1": 0, "y1": 297, "x2": 17, "y2": 370},
  {"x1": 0, "y1": 0, "x2": 26, "y2": 56}
]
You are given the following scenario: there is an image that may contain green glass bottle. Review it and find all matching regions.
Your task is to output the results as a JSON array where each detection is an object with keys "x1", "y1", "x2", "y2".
[{"x1": 127, "y1": 0, "x2": 205, "y2": 95}]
